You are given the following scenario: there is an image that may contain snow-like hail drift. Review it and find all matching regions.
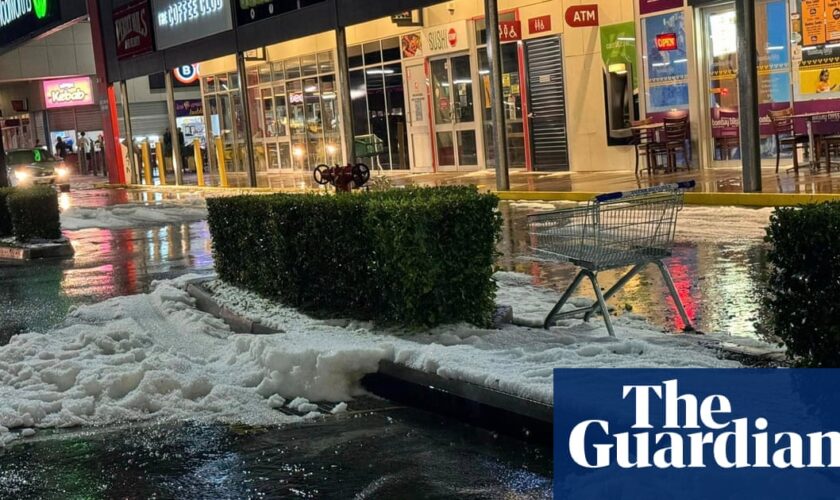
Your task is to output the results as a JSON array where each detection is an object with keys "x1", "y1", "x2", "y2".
[{"x1": 0, "y1": 272, "x2": 759, "y2": 448}]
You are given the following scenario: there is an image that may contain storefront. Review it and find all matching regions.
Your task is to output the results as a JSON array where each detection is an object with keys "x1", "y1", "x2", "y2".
[
  {"x1": 193, "y1": 2, "x2": 573, "y2": 179},
  {"x1": 42, "y1": 76, "x2": 105, "y2": 155},
  {"x1": 633, "y1": 0, "x2": 837, "y2": 171}
]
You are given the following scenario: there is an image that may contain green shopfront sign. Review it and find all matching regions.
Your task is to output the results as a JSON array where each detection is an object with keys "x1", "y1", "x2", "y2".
[
  {"x1": 0, "y1": 0, "x2": 60, "y2": 46},
  {"x1": 600, "y1": 22, "x2": 639, "y2": 88}
]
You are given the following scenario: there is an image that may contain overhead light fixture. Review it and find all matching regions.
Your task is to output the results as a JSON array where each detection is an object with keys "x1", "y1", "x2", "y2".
[{"x1": 366, "y1": 69, "x2": 395, "y2": 75}]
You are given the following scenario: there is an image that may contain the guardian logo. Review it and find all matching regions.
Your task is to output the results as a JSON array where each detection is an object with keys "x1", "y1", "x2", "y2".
[
  {"x1": 555, "y1": 369, "x2": 840, "y2": 500},
  {"x1": 569, "y1": 379, "x2": 839, "y2": 469}
]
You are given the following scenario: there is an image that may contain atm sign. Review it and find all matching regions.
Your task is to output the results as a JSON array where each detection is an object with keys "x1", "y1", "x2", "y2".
[{"x1": 655, "y1": 33, "x2": 678, "y2": 51}]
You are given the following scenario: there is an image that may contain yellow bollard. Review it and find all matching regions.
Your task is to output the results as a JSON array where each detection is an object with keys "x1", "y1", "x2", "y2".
[
  {"x1": 142, "y1": 141, "x2": 152, "y2": 186},
  {"x1": 155, "y1": 142, "x2": 167, "y2": 185},
  {"x1": 215, "y1": 137, "x2": 228, "y2": 188},
  {"x1": 193, "y1": 139, "x2": 205, "y2": 187}
]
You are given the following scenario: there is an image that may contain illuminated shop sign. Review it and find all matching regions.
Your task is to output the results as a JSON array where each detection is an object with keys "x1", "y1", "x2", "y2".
[
  {"x1": 151, "y1": 0, "x2": 232, "y2": 50},
  {"x1": 237, "y1": 0, "x2": 326, "y2": 26},
  {"x1": 0, "y1": 0, "x2": 60, "y2": 46},
  {"x1": 114, "y1": 0, "x2": 154, "y2": 60},
  {"x1": 655, "y1": 32, "x2": 678, "y2": 51},
  {"x1": 173, "y1": 63, "x2": 200, "y2": 84},
  {"x1": 43, "y1": 77, "x2": 95, "y2": 109}
]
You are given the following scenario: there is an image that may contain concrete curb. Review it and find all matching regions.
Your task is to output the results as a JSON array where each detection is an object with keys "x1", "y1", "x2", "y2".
[
  {"x1": 183, "y1": 279, "x2": 553, "y2": 443},
  {"x1": 0, "y1": 240, "x2": 75, "y2": 261}
]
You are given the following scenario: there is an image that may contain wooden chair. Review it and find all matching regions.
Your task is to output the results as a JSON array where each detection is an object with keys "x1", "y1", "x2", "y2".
[
  {"x1": 631, "y1": 118, "x2": 659, "y2": 176},
  {"x1": 654, "y1": 115, "x2": 690, "y2": 172},
  {"x1": 768, "y1": 108, "x2": 809, "y2": 173},
  {"x1": 713, "y1": 109, "x2": 739, "y2": 160}
]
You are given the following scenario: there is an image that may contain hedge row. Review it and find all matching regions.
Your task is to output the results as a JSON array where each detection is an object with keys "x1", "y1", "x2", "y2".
[
  {"x1": 765, "y1": 202, "x2": 840, "y2": 367},
  {"x1": 0, "y1": 186, "x2": 62, "y2": 241},
  {"x1": 207, "y1": 187, "x2": 501, "y2": 327}
]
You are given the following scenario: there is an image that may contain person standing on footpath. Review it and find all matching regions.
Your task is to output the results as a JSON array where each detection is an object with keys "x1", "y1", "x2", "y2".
[{"x1": 77, "y1": 132, "x2": 90, "y2": 175}]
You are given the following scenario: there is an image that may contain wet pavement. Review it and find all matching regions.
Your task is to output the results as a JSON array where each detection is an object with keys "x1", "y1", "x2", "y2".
[
  {"x1": 0, "y1": 188, "x2": 214, "y2": 342},
  {"x1": 0, "y1": 400, "x2": 551, "y2": 499},
  {"x1": 0, "y1": 185, "x2": 774, "y2": 498},
  {"x1": 498, "y1": 202, "x2": 771, "y2": 339}
]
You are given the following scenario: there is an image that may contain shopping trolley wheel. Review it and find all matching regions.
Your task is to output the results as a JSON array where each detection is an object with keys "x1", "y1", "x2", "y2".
[{"x1": 314, "y1": 164, "x2": 331, "y2": 185}]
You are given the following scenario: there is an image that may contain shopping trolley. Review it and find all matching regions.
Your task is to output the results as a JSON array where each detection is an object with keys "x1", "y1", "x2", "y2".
[{"x1": 527, "y1": 181, "x2": 696, "y2": 336}]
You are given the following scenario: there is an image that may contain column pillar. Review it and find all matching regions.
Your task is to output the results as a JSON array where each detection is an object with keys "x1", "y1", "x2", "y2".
[
  {"x1": 335, "y1": 26, "x2": 356, "y2": 165},
  {"x1": 236, "y1": 52, "x2": 258, "y2": 187},
  {"x1": 164, "y1": 71, "x2": 184, "y2": 185},
  {"x1": 736, "y1": 0, "x2": 761, "y2": 193},
  {"x1": 484, "y1": 0, "x2": 510, "y2": 191},
  {"x1": 119, "y1": 81, "x2": 138, "y2": 185},
  {"x1": 0, "y1": 126, "x2": 7, "y2": 187}
]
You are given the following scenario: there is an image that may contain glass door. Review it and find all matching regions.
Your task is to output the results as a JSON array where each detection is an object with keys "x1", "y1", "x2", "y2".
[
  {"x1": 430, "y1": 54, "x2": 482, "y2": 171},
  {"x1": 700, "y1": 3, "x2": 741, "y2": 167}
]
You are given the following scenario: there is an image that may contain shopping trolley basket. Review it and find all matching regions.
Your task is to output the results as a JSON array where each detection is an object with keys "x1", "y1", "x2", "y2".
[{"x1": 527, "y1": 181, "x2": 696, "y2": 336}]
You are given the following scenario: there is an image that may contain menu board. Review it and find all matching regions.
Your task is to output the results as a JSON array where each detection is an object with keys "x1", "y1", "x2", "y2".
[
  {"x1": 828, "y1": 0, "x2": 840, "y2": 41},
  {"x1": 803, "y1": 0, "x2": 827, "y2": 46}
]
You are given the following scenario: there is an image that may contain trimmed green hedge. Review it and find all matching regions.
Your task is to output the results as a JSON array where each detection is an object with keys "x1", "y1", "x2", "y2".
[
  {"x1": 0, "y1": 188, "x2": 13, "y2": 237},
  {"x1": 765, "y1": 202, "x2": 840, "y2": 367},
  {"x1": 207, "y1": 187, "x2": 501, "y2": 326},
  {"x1": 6, "y1": 186, "x2": 62, "y2": 242}
]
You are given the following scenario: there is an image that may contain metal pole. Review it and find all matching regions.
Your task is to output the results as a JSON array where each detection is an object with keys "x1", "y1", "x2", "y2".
[
  {"x1": 736, "y1": 0, "x2": 761, "y2": 193},
  {"x1": 0, "y1": 126, "x2": 7, "y2": 188},
  {"x1": 335, "y1": 26, "x2": 356, "y2": 165},
  {"x1": 237, "y1": 52, "x2": 258, "y2": 187},
  {"x1": 484, "y1": 0, "x2": 510, "y2": 191},
  {"x1": 119, "y1": 80, "x2": 138, "y2": 185},
  {"x1": 164, "y1": 71, "x2": 184, "y2": 185}
]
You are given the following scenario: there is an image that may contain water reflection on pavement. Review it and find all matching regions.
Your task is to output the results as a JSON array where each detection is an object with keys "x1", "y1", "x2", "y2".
[
  {"x1": 0, "y1": 188, "x2": 215, "y2": 341},
  {"x1": 498, "y1": 202, "x2": 770, "y2": 339},
  {"x1": 0, "y1": 402, "x2": 551, "y2": 499}
]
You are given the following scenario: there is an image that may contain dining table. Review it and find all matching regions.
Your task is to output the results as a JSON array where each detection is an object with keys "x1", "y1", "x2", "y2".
[{"x1": 791, "y1": 111, "x2": 840, "y2": 171}]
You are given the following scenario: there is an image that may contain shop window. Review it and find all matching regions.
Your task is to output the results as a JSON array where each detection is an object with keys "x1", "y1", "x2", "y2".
[
  {"x1": 205, "y1": 76, "x2": 216, "y2": 93},
  {"x1": 350, "y1": 69, "x2": 370, "y2": 136},
  {"x1": 347, "y1": 40, "x2": 409, "y2": 169},
  {"x1": 272, "y1": 62, "x2": 285, "y2": 82},
  {"x1": 259, "y1": 65, "x2": 272, "y2": 85},
  {"x1": 641, "y1": 11, "x2": 689, "y2": 113},
  {"x1": 286, "y1": 58, "x2": 301, "y2": 80},
  {"x1": 364, "y1": 42, "x2": 382, "y2": 65},
  {"x1": 478, "y1": 44, "x2": 526, "y2": 168},
  {"x1": 228, "y1": 72, "x2": 240, "y2": 90},
  {"x1": 348, "y1": 45, "x2": 364, "y2": 69},
  {"x1": 246, "y1": 67, "x2": 260, "y2": 87},
  {"x1": 301, "y1": 54, "x2": 318, "y2": 77},
  {"x1": 382, "y1": 38, "x2": 401, "y2": 63},
  {"x1": 318, "y1": 51, "x2": 335, "y2": 74}
]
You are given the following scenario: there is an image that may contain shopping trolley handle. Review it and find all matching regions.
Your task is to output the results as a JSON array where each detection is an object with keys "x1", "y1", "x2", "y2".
[{"x1": 595, "y1": 180, "x2": 696, "y2": 203}]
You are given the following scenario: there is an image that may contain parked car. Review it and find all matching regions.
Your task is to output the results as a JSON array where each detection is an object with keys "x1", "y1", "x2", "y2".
[{"x1": 5, "y1": 148, "x2": 71, "y2": 191}]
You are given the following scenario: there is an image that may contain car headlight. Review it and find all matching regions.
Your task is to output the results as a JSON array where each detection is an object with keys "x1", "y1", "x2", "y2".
[
  {"x1": 55, "y1": 166, "x2": 69, "y2": 178},
  {"x1": 13, "y1": 169, "x2": 30, "y2": 181}
]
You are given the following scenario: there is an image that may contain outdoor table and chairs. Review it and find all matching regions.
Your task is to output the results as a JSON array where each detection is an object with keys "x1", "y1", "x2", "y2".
[
  {"x1": 630, "y1": 114, "x2": 691, "y2": 176},
  {"x1": 770, "y1": 108, "x2": 840, "y2": 173}
]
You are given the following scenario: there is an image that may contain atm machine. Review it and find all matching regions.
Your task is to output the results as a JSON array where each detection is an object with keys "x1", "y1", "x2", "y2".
[{"x1": 603, "y1": 63, "x2": 640, "y2": 145}]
